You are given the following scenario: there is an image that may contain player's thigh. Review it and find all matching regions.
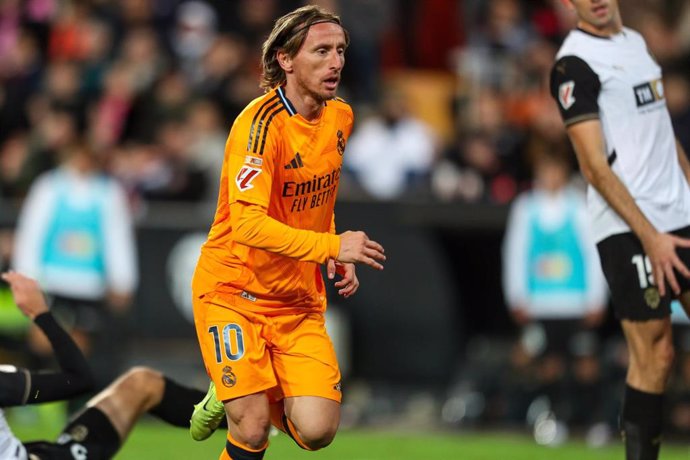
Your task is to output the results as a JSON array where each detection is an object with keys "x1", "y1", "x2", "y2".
[
  {"x1": 284, "y1": 395, "x2": 340, "y2": 435},
  {"x1": 270, "y1": 312, "x2": 342, "y2": 403},
  {"x1": 597, "y1": 231, "x2": 671, "y2": 320},
  {"x1": 193, "y1": 295, "x2": 276, "y2": 401}
]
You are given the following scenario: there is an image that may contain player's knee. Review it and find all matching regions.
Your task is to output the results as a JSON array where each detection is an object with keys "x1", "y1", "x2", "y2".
[
  {"x1": 120, "y1": 366, "x2": 164, "y2": 393},
  {"x1": 235, "y1": 416, "x2": 271, "y2": 450},
  {"x1": 295, "y1": 421, "x2": 338, "y2": 450}
]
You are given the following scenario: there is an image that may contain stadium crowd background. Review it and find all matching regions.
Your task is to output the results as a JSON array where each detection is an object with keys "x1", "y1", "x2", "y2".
[{"x1": 1, "y1": 0, "x2": 690, "y2": 447}]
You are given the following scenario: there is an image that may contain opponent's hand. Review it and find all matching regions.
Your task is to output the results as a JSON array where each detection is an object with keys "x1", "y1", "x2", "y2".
[
  {"x1": 327, "y1": 259, "x2": 359, "y2": 298},
  {"x1": 642, "y1": 232, "x2": 690, "y2": 297},
  {"x1": 336, "y1": 231, "x2": 385, "y2": 270},
  {"x1": 1, "y1": 271, "x2": 49, "y2": 320}
]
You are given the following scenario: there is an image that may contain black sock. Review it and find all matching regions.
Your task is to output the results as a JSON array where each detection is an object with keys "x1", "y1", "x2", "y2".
[
  {"x1": 60, "y1": 407, "x2": 121, "y2": 458},
  {"x1": 149, "y1": 377, "x2": 201, "y2": 428},
  {"x1": 620, "y1": 385, "x2": 664, "y2": 460},
  {"x1": 148, "y1": 377, "x2": 228, "y2": 429},
  {"x1": 226, "y1": 434, "x2": 266, "y2": 459}
]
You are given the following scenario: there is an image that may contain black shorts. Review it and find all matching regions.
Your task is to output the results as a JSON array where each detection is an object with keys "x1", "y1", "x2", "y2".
[
  {"x1": 597, "y1": 225, "x2": 690, "y2": 321},
  {"x1": 24, "y1": 407, "x2": 120, "y2": 460}
]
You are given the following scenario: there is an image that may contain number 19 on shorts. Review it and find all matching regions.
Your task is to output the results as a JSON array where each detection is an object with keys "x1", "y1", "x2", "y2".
[
  {"x1": 208, "y1": 324, "x2": 245, "y2": 363},
  {"x1": 631, "y1": 254, "x2": 654, "y2": 288}
]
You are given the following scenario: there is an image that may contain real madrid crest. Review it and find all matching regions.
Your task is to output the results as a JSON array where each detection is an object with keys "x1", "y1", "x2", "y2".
[
  {"x1": 336, "y1": 130, "x2": 345, "y2": 156},
  {"x1": 644, "y1": 287, "x2": 660, "y2": 309},
  {"x1": 222, "y1": 366, "x2": 237, "y2": 388}
]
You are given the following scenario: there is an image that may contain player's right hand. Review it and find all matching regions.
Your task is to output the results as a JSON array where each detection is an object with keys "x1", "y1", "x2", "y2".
[
  {"x1": 642, "y1": 232, "x2": 690, "y2": 297},
  {"x1": 336, "y1": 231, "x2": 385, "y2": 270},
  {"x1": 1, "y1": 271, "x2": 49, "y2": 319}
]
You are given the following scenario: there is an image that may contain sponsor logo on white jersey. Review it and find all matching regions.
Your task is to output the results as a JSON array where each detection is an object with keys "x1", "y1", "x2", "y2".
[{"x1": 634, "y1": 79, "x2": 664, "y2": 107}]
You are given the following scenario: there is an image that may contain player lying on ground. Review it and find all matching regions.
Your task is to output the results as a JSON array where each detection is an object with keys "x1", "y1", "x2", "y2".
[{"x1": 0, "y1": 271, "x2": 223, "y2": 459}]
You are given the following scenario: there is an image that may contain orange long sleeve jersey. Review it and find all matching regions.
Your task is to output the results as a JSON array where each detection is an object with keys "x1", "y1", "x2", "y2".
[{"x1": 192, "y1": 87, "x2": 353, "y2": 314}]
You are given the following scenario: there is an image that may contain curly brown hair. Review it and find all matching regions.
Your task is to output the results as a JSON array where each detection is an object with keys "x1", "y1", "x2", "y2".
[{"x1": 260, "y1": 5, "x2": 349, "y2": 92}]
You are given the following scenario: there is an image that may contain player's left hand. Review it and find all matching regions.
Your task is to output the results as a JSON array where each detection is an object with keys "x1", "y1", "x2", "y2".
[{"x1": 327, "y1": 259, "x2": 359, "y2": 298}]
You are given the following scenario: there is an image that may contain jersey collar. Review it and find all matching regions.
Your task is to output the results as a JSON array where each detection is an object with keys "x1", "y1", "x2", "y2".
[
  {"x1": 276, "y1": 86, "x2": 297, "y2": 117},
  {"x1": 576, "y1": 27, "x2": 612, "y2": 39}
]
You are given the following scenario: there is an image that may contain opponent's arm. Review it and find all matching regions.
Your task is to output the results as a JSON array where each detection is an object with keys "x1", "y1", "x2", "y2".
[
  {"x1": 0, "y1": 272, "x2": 94, "y2": 406},
  {"x1": 567, "y1": 121, "x2": 690, "y2": 296}
]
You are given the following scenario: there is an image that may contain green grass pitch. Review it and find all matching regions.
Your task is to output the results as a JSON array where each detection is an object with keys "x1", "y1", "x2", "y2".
[{"x1": 13, "y1": 421, "x2": 690, "y2": 459}]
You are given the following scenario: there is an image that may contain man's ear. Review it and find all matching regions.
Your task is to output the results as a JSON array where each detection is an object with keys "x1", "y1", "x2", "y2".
[{"x1": 277, "y1": 50, "x2": 293, "y2": 74}]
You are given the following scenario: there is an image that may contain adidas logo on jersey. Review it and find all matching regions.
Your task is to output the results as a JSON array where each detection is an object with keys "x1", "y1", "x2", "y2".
[{"x1": 284, "y1": 152, "x2": 304, "y2": 169}]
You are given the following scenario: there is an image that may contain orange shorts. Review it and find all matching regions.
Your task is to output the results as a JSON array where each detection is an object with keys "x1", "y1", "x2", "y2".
[{"x1": 193, "y1": 293, "x2": 342, "y2": 403}]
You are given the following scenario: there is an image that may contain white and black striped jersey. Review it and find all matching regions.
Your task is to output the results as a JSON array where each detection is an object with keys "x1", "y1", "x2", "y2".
[{"x1": 550, "y1": 27, "x2": 690, "y2": 243}]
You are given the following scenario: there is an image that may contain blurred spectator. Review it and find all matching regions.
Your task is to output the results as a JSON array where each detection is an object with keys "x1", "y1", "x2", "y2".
[
  {"x1": 0, "y1": 31, "x2": 42, "y2": 144},
  {"x1": 194, "y1": 33, "x2": 257, "y2": 120},
  {"x1": 12, "y1": 139, "x2": 138, "y2": 384},
  {"x1": 170, "y1": 0, "x2": 218, "y2": 84},
  {"x1": 185, "y1": 99, "x2": 226, "y2": 203},
  {"x1": 21, "y1": 105, "x2": 78, "y2": 191},
  {"x1": 381, "y1": 0, "x2": 463, "y2": 70},
  {"x1": 224, "y1": 0, "x2": 279, "y2": 51},
  {"x1": 89, "y1": 62, "x2": 136, "y2": 149},
  {"x1": 502, "y1": 148, "x2": 607, "y2": 429},
  {"x1": 117, "y1": 26, "x2": 168, "y2": 94},
  {"x1": 0, "y1": 134, "x2": 31, "y2": 199},
  {"x1": 456, "y1": 0, "x2": 534, "y2": 92},
  {"x1": 79, "y1": 18, "x2": 113, "y2": 101},
  {"x1": 47, "y1": 0, "x2": 91, "y2": 62},
  {"x1": 433, "y1": 87, "x2": 523, "y2": 203},
  {"x1": 345, "y1": 88, "x2": 436, "y2": 200},
  {"x1": 433, "y1": 131, "x2": 518, "y2": 204},
  {"x1": 0, "y1": 0, "x2": 22, "y2": 67},
  {"x1": 43, "y1": 60, "x2": 87, "y2": 130},
  {"x1": 634, "y1": 12, "x2": 683, "y2": 68},
  {"x1": 338, "y1": 0, "x2": 392, "y2": 103},
  {"x1": 526, "y1": 0, "x2": 573, "y2": 44},
  {"x1": 125, "y1": 69, "x2": 190, "y2": 144},
  {"x1": 144, "y1": 119, "x2": 207, "y2": 202}
]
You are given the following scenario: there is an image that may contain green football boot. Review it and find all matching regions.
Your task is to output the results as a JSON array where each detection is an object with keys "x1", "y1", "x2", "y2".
[{"x1": 190, "y1": 381, "x2": 226, "y2": 441}]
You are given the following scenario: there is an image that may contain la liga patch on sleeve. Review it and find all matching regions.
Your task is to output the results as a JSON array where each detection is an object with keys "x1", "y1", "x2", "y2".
[
  {"x1": 558, "y1": 81, "x2": 576, "y2": 110},
  {"x1": 235, "y1": 166, "x2": 262, "y2": 191}
]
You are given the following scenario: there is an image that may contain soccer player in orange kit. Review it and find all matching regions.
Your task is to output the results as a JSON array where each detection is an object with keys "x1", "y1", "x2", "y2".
[{"x1": 190, "y1": 5, "x2": 386, "y2": 459}]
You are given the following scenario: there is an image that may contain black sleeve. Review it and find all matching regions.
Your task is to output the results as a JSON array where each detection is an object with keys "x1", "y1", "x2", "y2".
[
  {"x1": 22, "y1": 312, "x2": 95, "y2": 405},
  {"x1": 0, "y1": 366, "x2": 30, "y2": 406},
  {"x1": 550, "y1": 55, "x2": 601, "y2": 126}
]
